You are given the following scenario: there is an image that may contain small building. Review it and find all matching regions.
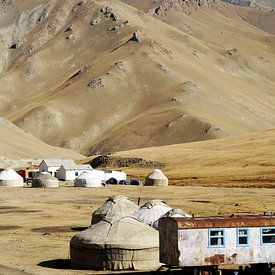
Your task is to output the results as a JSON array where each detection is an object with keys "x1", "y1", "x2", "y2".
[
  {"x1": 70, "y1": 216, "x2": 160, "y2": 271},
  {"x1": 32, "y1": 172, "x2": 59, "y2": 188},
  {"x1": 134, "y1": 200, "x2": 172, "y2": 227},
  {"x1": 74, "y1": 170, "x2": 104, "y2": 188},
  {"x1": 38, "y1": 159, "x2": 76, "y2": 177},
  {"x1": 159, "y1": 215, "x2": 275, "y2": 269},
  {"x1": 17, "y1": 167, "x2": 39, "y2": 183},
  {"x1": 91, "y1": 195, "x2": 139, "y2": 225},
  {"x1": 104, "y1": 170, "x2": 126, "y2": 184},
  {"x1": 0, "y1": 169, "x2": 24, "y2": 187},
  {"x1": 57, "y1": 164, "x2": 93, "y2": 181},
  {"x1": 145, "y1": 169, "x2": 168, "y2": 186}
]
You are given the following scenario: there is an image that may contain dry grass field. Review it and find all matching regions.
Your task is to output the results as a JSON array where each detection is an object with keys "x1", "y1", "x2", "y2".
[{"x1": 0, "y1": 184, "x2": 274, "y2": 274}]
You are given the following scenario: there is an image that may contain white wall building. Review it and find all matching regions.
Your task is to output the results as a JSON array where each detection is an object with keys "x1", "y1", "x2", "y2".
[
  {"x1": 57, "y1": 164, "x2": 93, "y2": 181},
  {"x1": 104, "y1": 170, "x2": 126, "y2": 183},
  {"x1": 39, "y1": 159, "x2": 75, "y2": 177}
]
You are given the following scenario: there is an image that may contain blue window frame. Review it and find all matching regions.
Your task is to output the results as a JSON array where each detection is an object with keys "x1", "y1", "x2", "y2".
[
  {"x1": 208, "y1": 229, "x2": 225, "y2": 248},
  {"x1": 237, "y1": 228, "x2": 249, "y2": 247},
  {"x1": 261, "y1": 227, "x2": 275, "y2": 245}
]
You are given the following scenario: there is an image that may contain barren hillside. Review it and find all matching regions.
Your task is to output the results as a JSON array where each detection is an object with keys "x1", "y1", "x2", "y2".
[{"x1": 0, "y1": 0, "x2": 274, "y2": 156}]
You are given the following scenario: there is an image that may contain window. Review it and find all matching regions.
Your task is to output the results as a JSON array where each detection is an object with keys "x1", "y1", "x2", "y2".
[
  {"x1": 261, "y1": 227, "x2": 275, "y2": 244},
  {"x1": 237, "y1": 228, "x2": 249, "y2": 246},
  {"x1": 208, "y1": 229, "x2": 225, "y2": 247},
  {"x1": 75, "y1": 171, "x2": 79, "y2": 176}
]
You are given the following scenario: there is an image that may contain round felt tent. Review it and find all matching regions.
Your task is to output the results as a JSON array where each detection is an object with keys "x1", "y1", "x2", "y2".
[
  {"x1": 0, "y1": 169, "x2": 24, "y2": 187},
  {"x1": 152, "y1": 208, "x2": 191, "y2": 230},
  {"x1": 134, "y1": 200, "x2": 172, "y2": 226},
  {"x1": 74, "y1": 170, "x2": 103, "y2": 188},
  {"x1": 70, "y1": 216, "x2": 160, "y2": 271},
  {"x1": 32, "y1": 172, "x2": 59, "y2": 188},
  {"x1": 144, "y1": 169, "x2": 168, "y2": 186},
  {"x1": 91, "y1": 195, "x2": 139, "y2": 225}
]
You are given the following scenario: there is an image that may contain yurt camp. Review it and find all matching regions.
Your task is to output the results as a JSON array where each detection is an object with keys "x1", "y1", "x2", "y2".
[
  {"x1": 70, "y1": 216, "x2": 160, "y2": 271},
  {"x1": 152, "y1": 208, "x2": 191, "y2": 230},
  {"x1": 74, "y1": 170, "x2": 104, "y2": 188},
  {"x1": 91, "y1": 195, "x2": 139, "y2": 225},
  {"x1": 32, "y1": 172, "x2": 59, "y2": 188},
  {"x1": 0, "y1": 169, "x2": 24, "y2": 187},
  {"x1": 144, "y1": 169, "x2": 168, "y2": 186},
  {"x1": 134, "y1": 200, "x2": 172, "y2": 226}
]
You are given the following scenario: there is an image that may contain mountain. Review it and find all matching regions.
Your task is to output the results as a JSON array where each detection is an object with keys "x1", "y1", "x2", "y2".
[{"x1": 0, "y1": 0, "x2": 274, "y2": 156}]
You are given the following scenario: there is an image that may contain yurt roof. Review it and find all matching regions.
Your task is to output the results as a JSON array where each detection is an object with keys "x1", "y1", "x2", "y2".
[
  {"x1": 36, "y1": 172, "x2": 57, "y2": 180},
  {"x1": 146, "y1": 169, "x2": 168, "y2": 180},
  {"x1": 134, "y1": 200, "x2": 172, "y2": 226},
  {"x1": 0, "y1": 169, "x2": 23, "y2": 180},
  {"x1": 92, "y1": 196, "x2": 139, "y2": 223},
  {"x1": 71, "y1": 216, "x2": 159, "y2": 250}
]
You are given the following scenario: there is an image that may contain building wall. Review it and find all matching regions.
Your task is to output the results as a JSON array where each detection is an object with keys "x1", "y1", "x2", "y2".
[
  {"x1": 39, "y1": 161, "x2": 59, "y2": 176},
  {"x1": 177, "y1": 227, "x2": 275, "y2": 267},
  {"x1": 57, "y1": 167, "x2": 93, "y2": 181},
  {"x1": 104, "y1": 171, "x2": 126, "y2": 182}
]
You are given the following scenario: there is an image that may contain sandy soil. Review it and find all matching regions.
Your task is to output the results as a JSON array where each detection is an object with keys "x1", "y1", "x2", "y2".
[{"x1": 0, "y1": 184, "x2": 274, "y2": 274}]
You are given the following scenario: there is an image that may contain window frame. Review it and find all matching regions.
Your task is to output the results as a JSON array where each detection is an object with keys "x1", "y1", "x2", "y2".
[
  {"x1": 208, "y1": 228, "x2": 225, "y2": 248},
  {"x1": 236, "y1": 228, "x2": 249, "y2": 247},
  {"x1": 261, "y1": 227, "x2": 275, "y2": 245}
]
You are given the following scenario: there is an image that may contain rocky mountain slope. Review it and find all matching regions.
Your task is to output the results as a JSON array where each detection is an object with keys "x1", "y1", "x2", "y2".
[{"x1": 0, "y1": 0, "x2": 274, "y2": 156}]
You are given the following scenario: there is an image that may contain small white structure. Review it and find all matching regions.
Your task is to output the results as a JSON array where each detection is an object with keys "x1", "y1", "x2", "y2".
[
  {"x1": 134, "y1": 200, "x2": 172, "y2": 226},
  {"x1": 38, "y1": 159, "x2": 76, "y2": 177},
  {"x1": 32, "y1": 172, "x2": 59, "y2": 188},
  {"x1": 57, "y1": 164, "x2": 93, "y2": 181},
  {"x1": 145, "y1": 169, "x2": 168, "y2": 186},
  {"x1": 104, "y1": 170, "x2": 126, "y2": 183},
  {"x1": 159, "y1": 215, "x2": 275, "y2": 268},
  {"x1": 74, "y1": 170, "x2": 104, "y2": 188},
  {"x1": 0, "y1": 169, "x2": 24, "y2": 187}
]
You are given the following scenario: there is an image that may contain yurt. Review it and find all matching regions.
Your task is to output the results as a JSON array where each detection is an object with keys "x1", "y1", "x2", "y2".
[
  {"x1": 144, "y1": 169, "x2": 168, "y2": 186},
  {"x1": 74, "y1": 170, "x2": 104, "y2": 188},
  {"x1": 0, "y1": 169, "x2": 24, "y2": 187},
  {"x1": 152, "y1": 208, "x2": 191, "y2": 230},
  {"x1": 70, "y1": 216, "x2": 160, "y2": 270},
  {"x1": 32, "y1": 172, "x2": 59, "y2": 188},
  {"x1": 91, "y1": 195, "x2": 139, "y2": 225},
  {"x1": 134, "y1": 200, "x2": 172, "y2": 226}
]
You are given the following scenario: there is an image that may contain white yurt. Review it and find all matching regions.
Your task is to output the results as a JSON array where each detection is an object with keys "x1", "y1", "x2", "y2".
[
  {"x1": 0, "y1": 169, "x2": 24, "y2": 187},
  {"x1": 144, "y1": 169, "x2": 168, "y2": 186},
  {"x1": 91, "y1": 195, "x2": 139, "y2": 225},
  {"x1": 70, "y1": 216, "x2": 160, "y2": 271},
  {"x1": 74, "y1": 170, "x2": 104, "y2": 188},
  {"x1": 32, "y1": 172, "x2": 59, "y2": 188},
  {"x1": 134, "y1": 200, "x2": 172, "y2": 226},
  {"x1": 152, "y1": 208, "x2": 192, "y2": 230}
]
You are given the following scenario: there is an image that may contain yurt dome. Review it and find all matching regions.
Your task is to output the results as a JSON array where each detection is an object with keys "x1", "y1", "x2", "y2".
[
  {"x1": 145, "y1": 169, "x2": 168, "y2": 186},
  {"x1": 91, "y1": 195, "x2": 139, "y2": 225},
  {"x1": 0, "y1": 169, "x2": 24, "y2": 187},
  {"x1": 32, "y1": 172, "x2": 59, "y2": 188},
  {"x1": 152, "y1": 208, "x2": 191, "y2": 230},
  {"x1": 134, "y1": 200, "x2": 172, "y2": 226},
  {"x1": 74, "y1": 170, "x2": 103, "y2": 188},
  {"x1": 70, "y1": 216, "x2": 160, "y2": 271}
]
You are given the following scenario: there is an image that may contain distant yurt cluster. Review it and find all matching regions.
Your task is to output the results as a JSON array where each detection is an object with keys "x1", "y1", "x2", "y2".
[
  {"x1": 0, "y1": 169, "x2": 24, "y2": 187},
  {"x1": 70, "y1": 195, "x2": 190, "y2": 271}
]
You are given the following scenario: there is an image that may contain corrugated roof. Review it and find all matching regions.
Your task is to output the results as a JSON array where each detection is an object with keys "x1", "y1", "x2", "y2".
[
  {"x1": 41, "y1": 159, "x2": 75, "y2": 167},
  {"x1": 62, "y1": 164, "x2": 93, "y2": 170}
]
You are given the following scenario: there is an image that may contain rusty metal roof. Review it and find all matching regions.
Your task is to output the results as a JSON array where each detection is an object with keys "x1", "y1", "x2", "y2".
[{"x1": 163, "y1": 215, "x2": 275, "y2": 229}]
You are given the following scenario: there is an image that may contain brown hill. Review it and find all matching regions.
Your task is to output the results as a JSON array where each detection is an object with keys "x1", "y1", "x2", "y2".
[{"x1": 0, "y1": 0, "x2": 274, "y2": 156}]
